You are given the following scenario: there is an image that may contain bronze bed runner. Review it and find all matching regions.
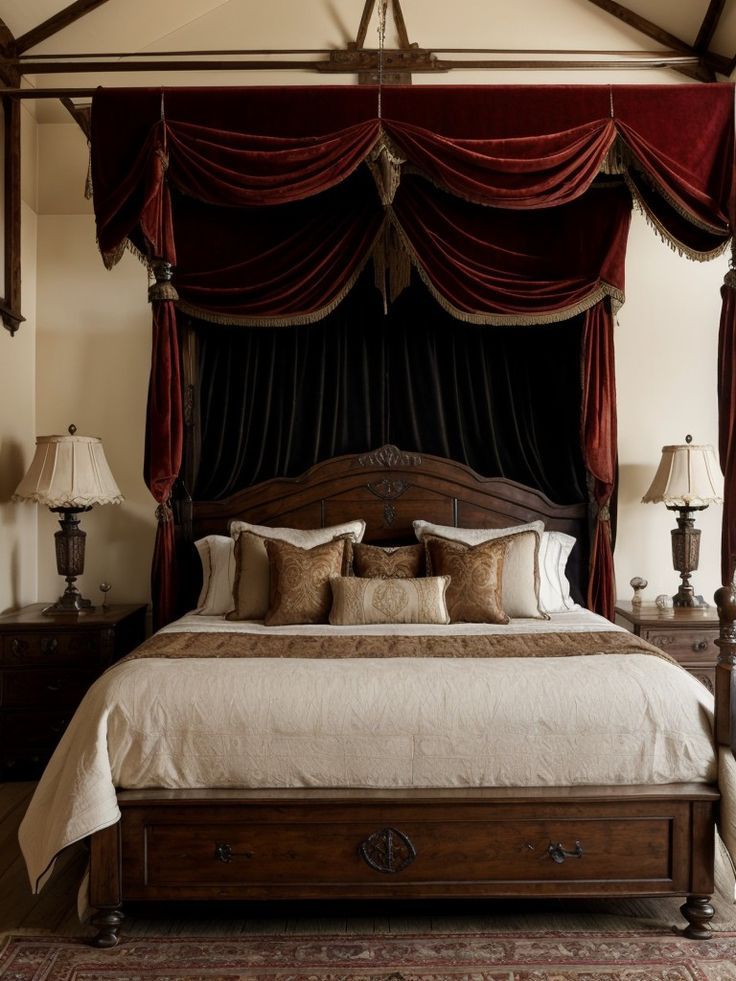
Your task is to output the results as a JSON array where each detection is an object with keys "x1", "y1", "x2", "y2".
[{"x1": 120, "y1": 629, "x2": 673, "y2": 664}]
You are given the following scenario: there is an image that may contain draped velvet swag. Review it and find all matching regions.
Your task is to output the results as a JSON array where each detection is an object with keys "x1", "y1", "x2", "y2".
[{"x1": 90, "y1": 85, "x2": 736, "y2": 626}]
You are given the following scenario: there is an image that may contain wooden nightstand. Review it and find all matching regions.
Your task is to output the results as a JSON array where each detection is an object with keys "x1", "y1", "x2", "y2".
[
  {"x1": 0, "y1": 603, "x2": 147, "y2": 779},
  {"x1": 614, "y1": 601, "x2": 719, "y2": 693}
]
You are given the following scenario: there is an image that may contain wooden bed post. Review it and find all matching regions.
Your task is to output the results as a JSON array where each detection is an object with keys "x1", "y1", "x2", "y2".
[
  {"x1": 714, "y1": 581, "x2": 736, "y2": 757},
  {"x1": 89, "y1": 822, "x2": 123, "y2": 947}
]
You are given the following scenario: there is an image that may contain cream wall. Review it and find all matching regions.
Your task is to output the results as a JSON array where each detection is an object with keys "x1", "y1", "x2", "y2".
[
  {"x1": 35, "y1": 125, "x2": 152, "y2": 606},
  {"x1": 0, "y1": 104, "x2": 38, "y2": 614}
]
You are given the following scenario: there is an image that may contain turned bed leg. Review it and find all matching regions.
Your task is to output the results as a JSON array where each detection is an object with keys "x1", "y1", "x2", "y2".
[
  {"x1": 89, "y1": 822, "x2": 123, "y2": 947},
  {"x1": 680, "y1": 896, "x2": 715, "y2": 940},
  {"x1": 90, "y1": 907, "x2": 124, "y2": 948}
]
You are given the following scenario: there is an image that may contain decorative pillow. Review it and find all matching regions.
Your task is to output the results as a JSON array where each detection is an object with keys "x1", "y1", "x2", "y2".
[
  {"x1": 424, "y1": 536, "x2": 509, "y2": 624},
  {"x1": 329, "y1": 575, "x2": 450, "y2": 625},
  {"x1": 538, "y1": 531, "x2": 576, "y2": 613},
  {"x1": 351, "y1": 542, "x2": 425, "y2": 579},
  {"x1": 264, "y1": 537, "x2": 351, "y2": 626},
  {"x1": 414, "y1": 519, "x2": 544, "y2": 619},
  {"x1": 227, "y1": 519, "x2": 365, "y2": 621},
  {"x1": 194, "y1": 536, "x2": 236, "y2": 615}
]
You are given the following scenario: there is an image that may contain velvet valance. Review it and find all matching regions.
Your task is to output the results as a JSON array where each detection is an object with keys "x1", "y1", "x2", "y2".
[{"x1": 89, "y1": 84, "x2": 736, "y2": 626}]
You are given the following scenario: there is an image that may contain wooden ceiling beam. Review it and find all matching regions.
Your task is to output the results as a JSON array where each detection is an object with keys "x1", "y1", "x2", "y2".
[
  {"x1": 585, "y1": 0, "x2": 715, "y2": 81},
  {"x1": 0, "y1": 51, "x2": 705, "y2": 82},
  {"x1": 0, "y1": 17, "x2": 18, "y2": 87},
  {"x1": 352, "y1": 0, "x2": 376, "y2": 49},
  {"x1": 16, "y1": 0, "x2": 113, "y2": 55},
  {"x1": 694, "y1": 0, "x2": 726, "y2": 52},
  {"x1": 60, "y1": 96, "x2": 91, "y2": 138}
]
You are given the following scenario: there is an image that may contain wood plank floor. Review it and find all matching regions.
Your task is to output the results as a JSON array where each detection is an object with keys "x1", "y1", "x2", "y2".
[{"x1": 3, "y1": 782, "x2": 736, "y2": 939}]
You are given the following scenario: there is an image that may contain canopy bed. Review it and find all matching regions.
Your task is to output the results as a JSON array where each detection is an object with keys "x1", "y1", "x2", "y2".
[{"x1": 18, "y1": 83, "x2": 736, "y2": 945}]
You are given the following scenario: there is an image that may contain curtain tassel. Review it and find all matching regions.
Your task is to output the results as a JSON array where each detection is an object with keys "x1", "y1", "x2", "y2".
[
  {"x1": 148, "y1": 259, "x2": 180, "y2": 303},
  {"x1": 372, "y1": 219, "x2": 411, "y2": 313}
]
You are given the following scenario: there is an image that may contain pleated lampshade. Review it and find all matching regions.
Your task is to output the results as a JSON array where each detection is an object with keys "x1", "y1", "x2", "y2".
[
  {"x1": 642, "y1": 442, "x2": 722, "y2": 508},
  {"x1": 13, "y1": 432, "x2": 123, "y2": 508}
]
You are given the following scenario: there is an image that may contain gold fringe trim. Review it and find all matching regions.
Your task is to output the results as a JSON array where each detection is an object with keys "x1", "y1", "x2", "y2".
[
  {"x1": 174, "y1": 229, "x2": 383, "y2": 328},
  {"x1": 616, "y1": 137, "x2": 728, "y2": 238},
  {"x1": 99, "y1": 236, "x2": 151, "y2": 272},
  {"x1": 625, "y1": 173, "x2": 730, "y2": 263},
  {"x1": 84, "y1": 144, "x2": 93, "y2": 201},
  {"x1": 386, "y1": 209, "x2": 625, "y2": 326},
  {"x1": 725, "y1": 269, "x2": 736, "y2": 290}
]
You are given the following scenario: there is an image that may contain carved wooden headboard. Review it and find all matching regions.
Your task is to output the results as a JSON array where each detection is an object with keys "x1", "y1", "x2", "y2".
[{"x1": 188, "y1": 445, "x2": 590, "y2": 605}]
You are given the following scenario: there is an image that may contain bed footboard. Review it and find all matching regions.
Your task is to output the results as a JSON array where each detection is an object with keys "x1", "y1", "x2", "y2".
[{"x1": 88, "y1": 784, "x2": 718, "y2": 946}]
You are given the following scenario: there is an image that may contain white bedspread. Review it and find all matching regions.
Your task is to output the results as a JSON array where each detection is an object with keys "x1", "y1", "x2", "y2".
[{"x1": 19, "y1": 608, "x2": 734, "y2": 894}]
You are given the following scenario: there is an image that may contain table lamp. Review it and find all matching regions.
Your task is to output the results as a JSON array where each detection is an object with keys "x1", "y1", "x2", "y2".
[
  {"x1": 641, "y1": 435, "x2": 722, "y2": 607},
  {"x1": 13, "y1": 425, "x2": 123, "y2": 613}
]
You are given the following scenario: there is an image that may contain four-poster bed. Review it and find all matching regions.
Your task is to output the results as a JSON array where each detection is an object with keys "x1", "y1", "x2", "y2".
[{"x1": 18, "y1": 83, "x2": 736, "y2": 945}]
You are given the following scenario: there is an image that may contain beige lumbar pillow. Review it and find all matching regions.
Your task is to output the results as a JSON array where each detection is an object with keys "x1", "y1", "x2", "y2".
[
  {"x1": 329, "y1": 575, "x2": 450, "y2": 626},
  {"x1": 265, "y1": 537, "x2": 349, "y2": 626},
  {"x1": 227, "y1": 519, "x2": 365, "y2": 621},
  {"x1": 424, "y1": 535, "x2": 510, "y2": 624},
  {"x1": 414, "y1": 519, "x2": 544, "y2": 619}
]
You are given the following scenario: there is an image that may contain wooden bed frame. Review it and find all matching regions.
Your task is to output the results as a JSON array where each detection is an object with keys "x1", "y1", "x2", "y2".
[{"x1": 87, "y1": 446, "x2": 734, "y2": 946}]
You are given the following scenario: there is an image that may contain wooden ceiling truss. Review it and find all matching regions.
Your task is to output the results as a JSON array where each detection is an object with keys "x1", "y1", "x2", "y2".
[{"x1": 1, "y1": 0, "x2": 734, "y2": 336}]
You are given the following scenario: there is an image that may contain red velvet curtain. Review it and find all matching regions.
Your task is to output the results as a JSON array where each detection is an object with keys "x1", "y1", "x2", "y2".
[
  {"x1": 581, "y1": 299, "x2": 617, "y2": 620},
  {"x1": 89, "y1": 84, "x2": 735, "y2": 625}
]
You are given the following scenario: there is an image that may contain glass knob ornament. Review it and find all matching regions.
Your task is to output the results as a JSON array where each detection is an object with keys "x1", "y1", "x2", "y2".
[{"x1": 99, "y1": 582, "x2": 112, "y2": 610}]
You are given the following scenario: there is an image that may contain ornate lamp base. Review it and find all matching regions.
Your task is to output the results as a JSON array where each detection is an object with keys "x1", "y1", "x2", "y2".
[
  {"x1": 669, "y1": 505, "x2": 708, "y2": 608},
  {"x1": 43, "y1": 506, "x2": 96, "y2": 615}
]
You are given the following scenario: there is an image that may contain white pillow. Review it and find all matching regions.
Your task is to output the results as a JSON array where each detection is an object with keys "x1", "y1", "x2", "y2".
[
  {"x1": 413, "y1": 519, "x2": 545, "y2": 619},
  {"x1": 227, "y1": 519, "x2": 366, "y2": 621},
  {"x1": 194, "y1": 535, "x2": 236, "y2": 615},
  {"x1": 538, "y1": 530, "x2": 576, "y2": 613}
]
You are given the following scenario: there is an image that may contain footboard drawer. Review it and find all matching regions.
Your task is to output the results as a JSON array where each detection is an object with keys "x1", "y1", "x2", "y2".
[{"x1": 116, "y1": 786, "x2": 717, "y2": 902}]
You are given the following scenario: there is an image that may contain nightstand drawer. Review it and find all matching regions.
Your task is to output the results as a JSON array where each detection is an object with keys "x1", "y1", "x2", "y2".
[
  {"x1": 1, "y1": 630, "x2": 101, "y2": 666},
  {"x1": 2, "y1": 709, "x2": 73, "y2": 751},
  {"x1": 1, "y1": 669, "x2": 97, "y2": 708},
  {"x1": 681, "y1": 666, "x2": 716, "y2": 694},
  {"x1": 641, "y1": 628, "x2": 718, "y2": 664}
]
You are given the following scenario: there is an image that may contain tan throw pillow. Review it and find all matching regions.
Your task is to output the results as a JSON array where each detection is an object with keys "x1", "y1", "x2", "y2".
[
  {"x1": 424, "y1": 535, "x2": 510, "y2": 624},
  {"x1": 352, "y1": 542, "x2": 425, "y2": 579},
  {"x1": 414, "y1": 519, "x2": 544, "y2": 618},
  {"x1": 227, "y1": 520, "x2": 365, "y2": 621},
  {"x1": 194, "y1": 535, "x2": 235, "y2": 615},
  {"x1": 329, "y1": 575, "x2": 450, "y2": 626},
  {"x1": 265, "y1": 537, "x2": 349, "y2": 626}
]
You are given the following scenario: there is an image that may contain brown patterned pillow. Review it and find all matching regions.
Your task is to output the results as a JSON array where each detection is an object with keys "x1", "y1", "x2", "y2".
[
  {"x1": 264, "y1": 537, "x2": 350, "y2": 626},
  {"x1": 329, "y1": 575, "x2": 450, "y2": 625},
  {"x1": 424, "y1": 535, "x2": 510, "y2": 624},
  {"x1": 351, "y1": 542, "x2": 425, "y2": 579}
]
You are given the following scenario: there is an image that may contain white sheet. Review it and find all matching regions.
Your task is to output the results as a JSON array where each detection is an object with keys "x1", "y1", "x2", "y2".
[{"x1": 18, "y1": 608, "x2": 732, "y2": 896}]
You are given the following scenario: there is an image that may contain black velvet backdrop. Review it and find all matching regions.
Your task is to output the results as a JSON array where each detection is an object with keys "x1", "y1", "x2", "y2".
[{"x1": 191, "y1": 271, "x2": 587, "y2": 507}]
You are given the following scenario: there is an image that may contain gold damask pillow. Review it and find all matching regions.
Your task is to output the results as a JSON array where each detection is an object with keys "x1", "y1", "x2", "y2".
[
  {"x1": 264, "y1": 537, "x2": 350, "y2": 626},
  {"x1": 424, "y1": 535, "x2": 510, "y2": 624},
  {"x1": 351, "y1": 542, "x2": 425, "y2": 579},
  {"x1": 329, "y1": 575, "x2": 450, "y2": 625}
]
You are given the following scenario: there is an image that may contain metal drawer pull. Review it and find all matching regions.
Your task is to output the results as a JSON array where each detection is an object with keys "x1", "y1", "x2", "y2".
[
  {"x1": 41, "y1": 637, "x2": 58, "y2": 655},
  {"x1": 548, "y1": 840, "x2": 583, "y2": 864},
  {"x1": 359, "y1": 827, "x2": 417, "y2": 873},
  {"x1": 46, "y1": 679, "x2": 64, "y2": 692},
  {"x1": 214, "y1": 842, "x2": 253, "y2": 863},
  {"x1": 10, "y1": 638, "x2": 26, "y2": 656},
  {"x1": 693, "y1": 640, "x2": 709, "y2": 652}
]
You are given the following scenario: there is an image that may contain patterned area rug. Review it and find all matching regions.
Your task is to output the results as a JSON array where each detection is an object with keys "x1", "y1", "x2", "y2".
[{"x1": 2, "y1": 931, "x2": 736, "y2": 980}]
